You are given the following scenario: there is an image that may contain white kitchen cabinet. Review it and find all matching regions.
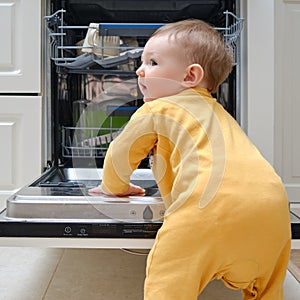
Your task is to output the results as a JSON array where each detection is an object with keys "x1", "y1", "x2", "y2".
[
  {"x1": 0, "y1": 0, "x2": 42, "y2": 196},
  {"x1": 244, "y1": 0, "x2": 276, "y2": 163},
  {"x1": 245, "y1": 0, "x2": 300, "y2": 202},
  {"x1": 275, "y1": 0, "x2": 300, "y2": 202},
  {"x1": 0, "y1": 0, "x2": 41, "y2": 92},
  {"x1": 0, "y1": 96, "x2": 42, "y2": 191}
]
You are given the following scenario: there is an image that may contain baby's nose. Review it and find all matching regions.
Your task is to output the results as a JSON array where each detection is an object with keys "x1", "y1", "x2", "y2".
[{"x1": 136, "y1": 67, "x2": 145, "y2": 77}]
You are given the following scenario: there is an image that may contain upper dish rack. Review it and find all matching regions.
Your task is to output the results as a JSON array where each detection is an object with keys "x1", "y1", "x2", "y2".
[{"x1": 44, "y1": 9, "x2": 243, "y2": 71}]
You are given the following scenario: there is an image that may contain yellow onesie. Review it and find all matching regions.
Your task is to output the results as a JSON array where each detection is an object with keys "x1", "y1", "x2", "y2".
[{"x1": 101, "y1": 87, "x2": 291, "y2": 300}]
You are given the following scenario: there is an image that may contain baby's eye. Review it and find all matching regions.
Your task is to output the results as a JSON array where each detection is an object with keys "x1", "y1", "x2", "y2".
[{"x1": 150, "y1": 59, "x2": 158, "y2": 66}]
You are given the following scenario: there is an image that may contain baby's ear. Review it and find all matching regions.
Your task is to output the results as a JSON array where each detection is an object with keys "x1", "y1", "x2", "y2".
[{"x1": 183, "y1": 64, "x2": 204, "y2": 88}]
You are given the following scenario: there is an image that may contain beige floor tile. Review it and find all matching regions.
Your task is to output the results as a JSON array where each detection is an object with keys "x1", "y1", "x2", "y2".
[
  {"x1": 0, "y1": 247, "x2": 63, "y2": 300},
  {"x1": 0, "y1": 247, "x2": 298, "y2": 300},
  {"x1": 284, "y1": 271, "x2": 300, "y2": 300},
  {"x1": 44, "y1": 249, "x2": 148, "y2": 300},
  {"x1": 198, "y1": 280, "x2": 242, "y2": 299},
  {"x1": 44, "y1": 249, "x2": 299, "y2": 300}
]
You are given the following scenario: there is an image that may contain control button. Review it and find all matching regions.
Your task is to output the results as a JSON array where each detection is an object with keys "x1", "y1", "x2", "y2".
[
  {"x1": 64, "y1": 226, "x2": 72, "y2": 234},
  {"x1": 129, "y1": 210, "x2": 137, "y2": 216},
  {"x1": 143, "y1": 205, "x2": 153, "y2": 220},
  {"x1": 80, "y1": 228, "x2": 86, "y2": 234},
  {"x1": 159, "y1": 210, "x2": 165, "y2": 217}
]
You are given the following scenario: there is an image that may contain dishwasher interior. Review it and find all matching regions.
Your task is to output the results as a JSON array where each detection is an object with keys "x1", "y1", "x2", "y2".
[
  {"x1": 45, "y1": 0, "x2": 242, "y2": 171},
  {"x1": 0, "y1": 0, "x2": 247, "y2": 238}
]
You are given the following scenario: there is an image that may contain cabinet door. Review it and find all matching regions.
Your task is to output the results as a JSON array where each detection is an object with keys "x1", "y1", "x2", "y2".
[
  {"x1": 275, "y1": 0, "x2": 300, "y2": 202},
  {"x1": 0, "y1": 96, "x2": 42, "y2": 191},
  {"x1": 0, "y1": 0, "x2": 41, "y2": 93}
]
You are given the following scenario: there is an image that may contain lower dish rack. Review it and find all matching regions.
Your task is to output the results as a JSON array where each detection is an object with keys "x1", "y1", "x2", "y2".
[
  {"x1": 62, "y1": 126, "x2": 121, "y2": 158},
  {"x1": 62, "y1": 105, "x2": 138, "y2": 159}
]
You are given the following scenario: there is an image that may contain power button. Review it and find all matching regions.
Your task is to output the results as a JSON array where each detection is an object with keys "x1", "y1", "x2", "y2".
[{"x1": 64, "y1": 226, "x2": 72, "y2": 234}]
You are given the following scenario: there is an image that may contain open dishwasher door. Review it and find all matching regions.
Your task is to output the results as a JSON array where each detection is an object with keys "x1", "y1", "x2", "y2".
[{"x1": 0, "y1": 168, "x2": 164, "y2": 238}]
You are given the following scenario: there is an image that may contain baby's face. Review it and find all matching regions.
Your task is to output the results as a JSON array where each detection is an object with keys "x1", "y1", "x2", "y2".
[{"x1": 136, "y1": 34, "x2": 188, "y2": 102}]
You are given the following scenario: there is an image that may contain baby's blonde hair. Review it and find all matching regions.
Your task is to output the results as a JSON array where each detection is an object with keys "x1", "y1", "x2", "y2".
[{"x1": 152, "y1": 19, "x2": 233, "y2": 93}]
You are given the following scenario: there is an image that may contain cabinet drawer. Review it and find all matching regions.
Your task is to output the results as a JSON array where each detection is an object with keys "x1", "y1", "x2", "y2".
[
  {"x1": 0, "y1": 96, "x2": 42, "y2": 190},
  {"x1": 0, "y1": 0, "x2": 41, "y2": 92}
]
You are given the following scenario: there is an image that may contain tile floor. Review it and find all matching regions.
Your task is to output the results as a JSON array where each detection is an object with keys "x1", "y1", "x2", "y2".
[{"x1": 0, "y1": 247, "x2": 299, "y2": 300}]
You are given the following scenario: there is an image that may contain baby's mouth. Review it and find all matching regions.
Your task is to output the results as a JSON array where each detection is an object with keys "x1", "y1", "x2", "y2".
[
  {"x1": 138, "y1": 83, "x2": 150, "y2": 101},
  {"x1": 138, "y1": 80, "x2": 147, "y2": 92}
]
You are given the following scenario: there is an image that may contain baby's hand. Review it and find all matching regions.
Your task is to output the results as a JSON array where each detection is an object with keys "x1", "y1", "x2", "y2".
[
  {"x1": 88, "y1": 185, "x2": 106, "y2": 196},
  {"x1": 88, "y1": 183, "x2": 145, "y2": 196},
  {"x1": 122, "y1": 183, "x2": 146, "y2": 196}
]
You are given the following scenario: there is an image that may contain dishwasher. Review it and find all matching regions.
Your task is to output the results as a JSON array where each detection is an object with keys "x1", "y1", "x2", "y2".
[{"x1": 0, "y1": 0, "x2": 250, "y2": 240}]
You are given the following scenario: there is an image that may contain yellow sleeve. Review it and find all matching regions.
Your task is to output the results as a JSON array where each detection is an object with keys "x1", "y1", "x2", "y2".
[{"x1": 101, "y1": 104, "x2": 157, "y2": 194}]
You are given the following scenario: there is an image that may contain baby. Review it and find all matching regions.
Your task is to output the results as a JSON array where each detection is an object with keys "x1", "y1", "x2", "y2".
[{"x1": 89, "y1": 19, "x2": 291, "y2": 300}]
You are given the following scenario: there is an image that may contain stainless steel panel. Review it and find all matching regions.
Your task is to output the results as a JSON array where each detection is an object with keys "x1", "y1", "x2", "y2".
[
  {"x1": 6, "y1": 195, "x2": 164, "y2": 221},
  {"x1": 5, "y1": 168, "x2": 164, "y2": 222}
]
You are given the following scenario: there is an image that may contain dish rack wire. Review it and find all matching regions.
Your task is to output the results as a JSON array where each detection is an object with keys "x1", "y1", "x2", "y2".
[
  {"x1": 44, "y1": 9, "x2": 244, "y2": 70},
  {"x1": 62, "y1": 126, "x2": 121, "y2": 158},
  {"x1": 62, "y1": 106, "x2": 138, "y2": 159}
]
